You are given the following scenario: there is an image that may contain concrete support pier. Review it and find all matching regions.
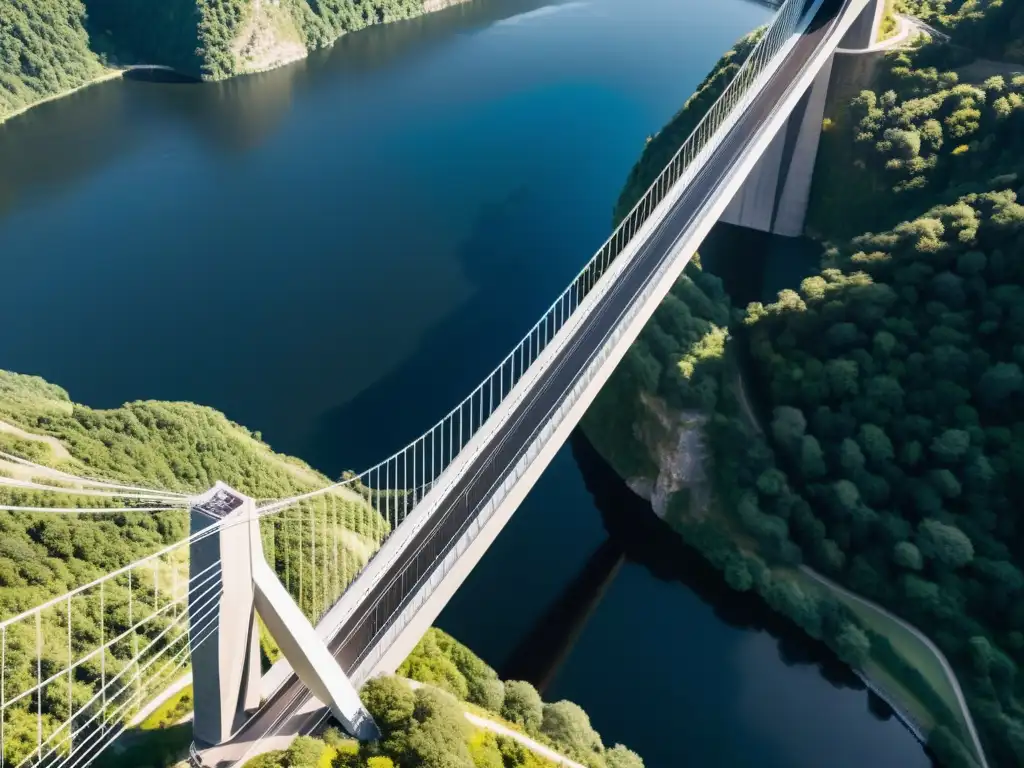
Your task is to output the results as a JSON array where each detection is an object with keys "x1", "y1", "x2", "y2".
[
  {"x1": 720, "y1": 0, "x2": 883, "y2": 237},
  {"x1": 840, "y1": 0, "x2": 885, "y2": 49},
  {"x1": 189, "y1": 483, "x2": 263, "y2": 746},
  {"x1": 719, "y1": 53, "x2": 835, "y2": 237},
  {"x1": 188, "y1": 482, "x2": 377, "y2": 755}
]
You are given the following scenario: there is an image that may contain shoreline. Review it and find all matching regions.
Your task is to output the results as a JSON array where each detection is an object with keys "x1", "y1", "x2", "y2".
[
  {"x1": 1, "y1": 69, "x2": 125, "y2": 126},
  {"x1": 0, "y1": 0, "x2": 476, "y2": 128},
  {"x1": 733, "y1": 369, "x2": 986, "y2": 765},
  {"x1": 0, "y1": 65, "x2": 179, "y2": 127}
]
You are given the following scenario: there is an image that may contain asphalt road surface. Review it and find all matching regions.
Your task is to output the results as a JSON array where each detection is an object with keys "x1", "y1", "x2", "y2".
[{"x1": 212, "y1": 0, "x2": 852, "y2": 761}]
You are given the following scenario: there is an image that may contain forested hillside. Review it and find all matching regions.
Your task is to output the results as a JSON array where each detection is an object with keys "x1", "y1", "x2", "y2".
[
  {"x1": 243, "y1": 629, "x2": 645, "y2": 768},
  {"x1": 84, "y1": 0, "x2": 426, "y2": 80},
  {"x1": 1, "y1": 0, "x2": 457, "y2": 121},
  {"x1": 744, "y1": 47, "x2": 1024, "y2": 766},
  {"x1": 0, "y1": 0, "x2": 106, "y2": 120},
  {"x1": 896, "y1": 0, "x2": 1024, "y2": 62},
  {"x1": 0, "y1": 370, "x2": 384, "y2": 766},
  {"x1": 583, "y1": 8, "x2": 1024, "y2": 767}
]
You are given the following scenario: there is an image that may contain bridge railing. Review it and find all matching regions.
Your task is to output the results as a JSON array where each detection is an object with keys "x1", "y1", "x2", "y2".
[
  {"x1": 1, "y1": 0, "x2": 818, "y2": 762},
  {"x1": 304, "y1": 0, "x2": 814, "y2": 673},
  {"x1": 252, "y1": 0, "x2": 811, "y2": 635},
  {"x1": 0, "y1": 513, "x2": 249, "y2": 768}
]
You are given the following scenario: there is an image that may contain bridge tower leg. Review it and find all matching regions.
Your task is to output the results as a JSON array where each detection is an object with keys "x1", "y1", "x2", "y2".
[
  {"x1": 719, "y1": 51, "x2": 836, "y2": 238},
  {"x1": 840, "y1": 0, "x2": 886, "y2": 50},
  {"x1": 188, "y1": 483, "x2": 378, "y2": 750},
  {"x1": 189, "y1": 483, "x2": 263, "y2": 746}
]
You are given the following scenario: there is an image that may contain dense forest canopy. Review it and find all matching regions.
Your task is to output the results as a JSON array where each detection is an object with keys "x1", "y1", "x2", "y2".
[
  {"x1": 896, "y1": 0, "x2": 1024, "y2": 62},
  {"x1": 0, "y1": 0, "x2": 105, "y2": 119},
  {"x1": 587, "y1": 6, "x2": 1024, "y2": 768},
  {"x1": 745, "y1": 46, "x2": 1024, "y2": 765}
]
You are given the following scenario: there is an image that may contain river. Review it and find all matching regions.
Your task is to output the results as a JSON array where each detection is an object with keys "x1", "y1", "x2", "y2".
[{"x1": 0, "y1": 0, "x2": 927, "y2": 765}]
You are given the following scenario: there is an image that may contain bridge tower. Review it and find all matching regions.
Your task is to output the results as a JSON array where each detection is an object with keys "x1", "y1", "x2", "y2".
[
  {"x1": 720, "y1": 0, "x2": 885, "y2": 237},
  {"x1": 188, "y1": 483, "x2": 378, "y2": 750}
]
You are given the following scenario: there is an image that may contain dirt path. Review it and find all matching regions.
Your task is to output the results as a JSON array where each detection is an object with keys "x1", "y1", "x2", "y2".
[
  {"x1": 835, "y1": 13, "x2": 932, "y2": 54},
  {"x1": 402, "y1": 679, "x2": 585, "y2": 768},
  {"x1": 733, "y1": 372, "x2": 764, "y2": 435},
  {"x1": 0, "y1": 419, "x2": 71, "y2": 461}
]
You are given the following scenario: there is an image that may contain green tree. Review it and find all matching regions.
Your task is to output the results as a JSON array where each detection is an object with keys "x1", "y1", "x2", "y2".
[
  {"x1": 799, "y1": 435, "x2": 827, "y2": 478},
  {"x1": 283, "y1": 736, "x2": 324, "y2": 768},
  {"x1": 835, "y1": 622, "x2": 871, "y2": 668},
  {"x1": 916, "y1": 520, "x2": 974, "y2": 569},
  {"x1": 606, "y1": 745, "x2": 645, "y2": 768},
  {"x1": 540, "y1": 701, "x2": 602, "y2": 762},
  {"x1": 500, "y1": 681, "x2": 543, "y2": 735},
  {"x1": 772, "y1": 406, "x2": 807, "y2": 448},
  {"x1": 361, "y1": 676, "x2": 416, "y2": 733},
  {"x1": 893, "y1": 541, "x2": 924, "y2": 571}
]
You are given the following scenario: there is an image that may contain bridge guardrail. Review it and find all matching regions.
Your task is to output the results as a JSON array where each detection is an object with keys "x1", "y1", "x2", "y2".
[{"x1": 342, "y1": 0, "x2": 815, "y2": 680}]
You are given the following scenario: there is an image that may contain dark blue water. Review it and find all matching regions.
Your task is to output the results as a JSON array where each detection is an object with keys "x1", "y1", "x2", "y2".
[
  {"x1": 0, "y1": 0, "x2": 765, "y2": 476},
  {"x1": 0, "y1": 1, "x2": 927, "y2": 765}
]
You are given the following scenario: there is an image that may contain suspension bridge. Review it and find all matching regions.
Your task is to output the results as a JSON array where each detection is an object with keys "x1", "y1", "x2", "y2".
[{"x1": 0, "y1": 0, "x2": 886, "y2": 763}]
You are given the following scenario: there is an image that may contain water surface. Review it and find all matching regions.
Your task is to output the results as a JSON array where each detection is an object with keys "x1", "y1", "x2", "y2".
[{"x1": 0, "y1": 2, "x2": 927, "y2": 765}]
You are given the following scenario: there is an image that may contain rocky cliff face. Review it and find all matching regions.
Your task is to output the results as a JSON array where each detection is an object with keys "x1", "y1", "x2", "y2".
[
  {"x1": 621, "y1": 392, "x2": 712, "y2": 520},
  {"x1": 232, "y1": 0, "x2": 308, "y2": 75},
  {"x1": 84, "y1": 0, "x2": 476, "y2": 81}
]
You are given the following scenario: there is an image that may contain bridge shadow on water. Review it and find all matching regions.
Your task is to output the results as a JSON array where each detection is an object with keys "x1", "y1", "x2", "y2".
[{"x1": 501, "y1": 432, "x2": 903, "y2": 726}]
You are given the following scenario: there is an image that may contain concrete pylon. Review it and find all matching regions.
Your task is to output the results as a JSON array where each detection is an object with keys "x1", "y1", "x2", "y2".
[
  {"x1": 189, "y1": 483, "x2": 263, "y2": 746},
  {"x1": 840, "y1": 0, "x2": 886, "y2": 50},
  {"x1": 188, "y1": 483, "x2": 378, "y2": 746}
]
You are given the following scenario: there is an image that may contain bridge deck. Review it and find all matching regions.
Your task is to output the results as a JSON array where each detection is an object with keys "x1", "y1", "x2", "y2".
[{"x1": 216, "y1": 0, "x2": 850, "y2": 758}]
